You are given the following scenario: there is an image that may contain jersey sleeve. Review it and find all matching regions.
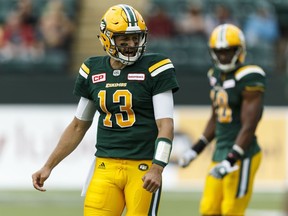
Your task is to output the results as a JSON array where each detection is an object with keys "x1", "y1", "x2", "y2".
[
  {"x1": 148, "y1": 54, "x2": 179, "y2": 96},
  {"x1": 235, "y1": 65, "x2": 266, "y2": 93},
  {"x1": 73, "y1": 58, "x2": 92, "y2": 100}
]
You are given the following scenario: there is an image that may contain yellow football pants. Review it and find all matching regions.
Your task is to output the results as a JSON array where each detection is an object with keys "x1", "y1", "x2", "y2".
[
  {"x1": 200, "y1": 152, "x2": 262, "y2": 216},
  {"x1": 84, "y1": 157, "x2": 161, "y2": 216}
]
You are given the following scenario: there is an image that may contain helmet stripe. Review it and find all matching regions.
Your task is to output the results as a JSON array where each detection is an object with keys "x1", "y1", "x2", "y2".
[
  {"x1": 217, "y1": 24, "x2": 228, "y2": 48},
  {"x1": 120, "y1": 4, "x2": 137, "y2": 27}
]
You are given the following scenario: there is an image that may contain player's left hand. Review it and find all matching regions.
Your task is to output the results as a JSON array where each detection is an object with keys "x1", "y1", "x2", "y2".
[
  {"x1": 142, "y1": 164, "x2": 163, "y2": 193},
  {"x1": 209, "y1": 160, "x2": 238, "y2": 179}
]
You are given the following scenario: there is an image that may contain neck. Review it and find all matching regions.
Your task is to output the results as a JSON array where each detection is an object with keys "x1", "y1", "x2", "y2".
[{"x1": 110, "y1": 58, "x2": 126, "y2": 70}]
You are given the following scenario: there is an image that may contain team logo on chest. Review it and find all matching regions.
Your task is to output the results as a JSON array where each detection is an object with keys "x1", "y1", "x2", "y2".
[
  {"x1": 113, "y1": 70, "x2": 121, "y2": 76},
  {"x1": 128, "y1": 73, "x2": 145, "y2": 81},
  {"x1": 92, "y1": 73, "x2": 106, "y2": 83}
]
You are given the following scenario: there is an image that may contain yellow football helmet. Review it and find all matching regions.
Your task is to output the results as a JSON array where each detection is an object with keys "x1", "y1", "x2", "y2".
[
  {"x1": 98, "y1": 4, "x2": 147, "y2": 65},
  {"x1": 209, "y1": 24, "x2": 246, "y2": 72}
]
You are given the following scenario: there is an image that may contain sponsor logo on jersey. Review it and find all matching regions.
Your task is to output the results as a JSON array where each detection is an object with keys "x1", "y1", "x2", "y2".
[
  {"x1": 128, "y1": 73, "x2": 145, "y2": 81},
  {"x1": 138, "y1": 163, "x2": 149, "y2": 171},
  {"x1": 92, "y1": 73, "x2": 106, "y2": 83},
  {"x1": 223, "y1": 79, "x2": 235, "y2": 89}
]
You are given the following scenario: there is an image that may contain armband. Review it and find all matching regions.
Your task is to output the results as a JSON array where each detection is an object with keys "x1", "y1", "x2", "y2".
[
  {"x1": 153, "y1": 137, "x2": 172, "y2": 167},
  {"x1": 226, "y1": 144, "x2": 245, "y2": 166}
]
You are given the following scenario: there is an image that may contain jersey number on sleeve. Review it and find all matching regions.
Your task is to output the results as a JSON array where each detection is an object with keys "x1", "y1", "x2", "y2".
[{"x1": 98, "y1": 90, "x2": 136, "y2": 128}]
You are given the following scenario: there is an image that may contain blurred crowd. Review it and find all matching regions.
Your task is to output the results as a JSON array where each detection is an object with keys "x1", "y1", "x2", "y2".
[
  {"x1": 146, "y1": 0, "x2": 288, "y2": 74},
  {"x1": 0, "y1": 0, "x2": 75, "y2": 68},
  {"x1": 1, "y1": 0, "x2": 288, "y2": 75}
]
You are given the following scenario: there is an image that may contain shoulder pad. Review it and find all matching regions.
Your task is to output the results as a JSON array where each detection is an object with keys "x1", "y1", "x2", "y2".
[{"x1": 235, "y1": 65, "x2": 265, "y2": 81}]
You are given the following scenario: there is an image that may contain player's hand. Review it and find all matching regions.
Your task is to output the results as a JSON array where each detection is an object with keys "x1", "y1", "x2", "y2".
[
  {"x1": 209, "y1": 160, "x2": 238, "y2": 179},
  {"x1": 32, "y1": 167, "x2": 52, "y2": 192},
  {"x1": 178, "y1": 149, "x2": 198, "y2": 168},
  {"x1": 142, "y1": 164, "x2": 163, "y2": 193}
]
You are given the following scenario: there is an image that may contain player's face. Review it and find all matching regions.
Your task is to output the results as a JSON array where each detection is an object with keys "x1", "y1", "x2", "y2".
[
  {"x1": 213, "y1": 47, "x2": 238, "y2": 65},
  {"x1": 114, "y1": 33, "x2": 140, "y2": 57}
]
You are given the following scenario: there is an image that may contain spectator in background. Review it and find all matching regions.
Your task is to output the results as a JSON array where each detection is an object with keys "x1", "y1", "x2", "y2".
[
  {"x1": 0, "y1": 25, "x2": 4, "y2": 48},
  {"x1": 146, "y1": 5, "x2": 175, "y2": 38},
  {"x1": 176, "y1": 2, "x2": 207, "y2": 38},
  {"x1": 205, "y1": 4, "x2": 239, "y2": 35},
  {"x1": 243, "y1": 1, "x2": 279, "y2": 47},
  {"x1": 38, "y1": 0, "x2": 75, "y2": 55},
  {"x1": 16, "y1": 0, "x2": 37, "y2": 27},
  {"x1": 0, "y1": 10, "x2": 43, "y2": 62}
]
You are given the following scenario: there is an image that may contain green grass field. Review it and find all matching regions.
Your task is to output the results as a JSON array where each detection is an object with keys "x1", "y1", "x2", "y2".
[{"x1": 0, "y1": 190, "x2": 285, "y2": 216}]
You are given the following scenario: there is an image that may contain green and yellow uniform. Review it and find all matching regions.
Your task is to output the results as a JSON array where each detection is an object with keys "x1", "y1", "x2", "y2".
[
  {"x1": 74, "y1": 53, "x2": 179, "y2": 216},
  {"x1": 200, "y1": 65, "x2": 266, "y2": 216}
]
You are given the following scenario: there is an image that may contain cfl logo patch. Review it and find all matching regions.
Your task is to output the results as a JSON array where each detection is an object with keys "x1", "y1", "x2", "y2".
[
  {"x1": 138, "y1": 163, "x2": 149, "y2": 171},
  {"x1": 92, "y1": 73, "x2": 106, "y2": 83}
]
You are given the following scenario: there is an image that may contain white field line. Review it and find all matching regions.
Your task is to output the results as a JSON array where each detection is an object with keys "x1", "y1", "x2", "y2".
[{"x1": 247, "y1": 209, "x2": 285, "y2": 216}]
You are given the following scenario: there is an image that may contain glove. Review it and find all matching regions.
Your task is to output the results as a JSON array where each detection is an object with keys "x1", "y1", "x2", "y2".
[
  {"x1": 209, "y1": 160, "x2": 238, "y2": 179},
  {"x1": 178, "y1": 149, "x2": 198, "y2": 168}
]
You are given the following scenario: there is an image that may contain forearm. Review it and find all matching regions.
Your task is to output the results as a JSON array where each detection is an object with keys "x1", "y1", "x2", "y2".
[
  {"x1": 193, "y1": 114, "x2": 216, "y2": 153},
  {"x1": 234, "y1": 126, "x2": 256, "y2": 151},
  {"x1": 43, "y1": 118, "x2": 91, "y2": 170},
  {"x1": 156, "y1": 118, "x2": 174, "y2": 140}
]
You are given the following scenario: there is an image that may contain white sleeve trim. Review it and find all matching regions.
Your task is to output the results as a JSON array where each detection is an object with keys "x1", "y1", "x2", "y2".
[
  {"x1": 152, "y1": 90, "x2": 174, "y2": 120},
  {"x1": 75, "y1": 97, "x2": 97, "y2": 121}
]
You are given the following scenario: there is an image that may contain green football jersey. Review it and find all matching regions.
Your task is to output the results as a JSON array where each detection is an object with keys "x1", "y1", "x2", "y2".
[
  {"x1": 207, "y1": 65, "x2": 266, "y2": 161},
  {"x1": 73, "y1": 53, "x2": 179, "y2": 160}
]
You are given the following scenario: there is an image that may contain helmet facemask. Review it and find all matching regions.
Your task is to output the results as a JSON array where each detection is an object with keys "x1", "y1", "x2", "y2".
[
  {"x1": 112, "y1": 32, "x2": 147, "y2": 65},
  {"x1": 209, "y1": 24, "x2": 246, "y2": 73},
  {"x1": 210, "y1": 46, "x2": 243, "y2": 72}
]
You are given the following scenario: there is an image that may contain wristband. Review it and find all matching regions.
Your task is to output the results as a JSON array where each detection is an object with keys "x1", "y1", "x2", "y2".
[
  {"x1": 232, "y1": 144, "x2": 244, "y2": 156},
  {"x1": 192, "y1": 135, "x2": 209, "y2": 154},
  {"x1": 200, "y1": 134, "x2": 209, "y2": 145},
  {"x1": 226, "y1": 144, "x2": 244, "y2": 166},
  {"x1": 153, "y1": 137, "x2": 172, "y2": 167}
]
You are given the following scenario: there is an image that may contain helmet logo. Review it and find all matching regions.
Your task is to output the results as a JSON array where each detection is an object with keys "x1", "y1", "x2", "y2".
[{"x1": 100, "y1": 19, "x2": 106, "y2": 32}]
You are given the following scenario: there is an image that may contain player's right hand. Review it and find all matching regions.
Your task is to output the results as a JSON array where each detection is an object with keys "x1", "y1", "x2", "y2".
[
  {"x1": 178, "y1": 149, "x2": 198, "y2": 168},
  {"x1": 32, "y1": 167, "x2": 51, "y2": 192}
]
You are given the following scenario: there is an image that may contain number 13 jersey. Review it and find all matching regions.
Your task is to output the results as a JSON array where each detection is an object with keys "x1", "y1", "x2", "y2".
[{"x1": 73, "y1": 53, "x2": 179, "y2": 159}]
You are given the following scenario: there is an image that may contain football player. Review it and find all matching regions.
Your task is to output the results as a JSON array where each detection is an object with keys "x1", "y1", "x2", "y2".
[
  {"x1": 32, "y1": 4, "x2": 179, "y2": 216},
  {"x1": 179, "y1": 24, "x2": 265, "y2": 216}
]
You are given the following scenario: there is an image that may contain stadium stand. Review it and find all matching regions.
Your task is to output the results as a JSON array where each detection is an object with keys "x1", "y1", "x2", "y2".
[
  {"x1": 0, "y1": 0, "x2": 78, "y2": 74},
  {"x1": 0, "y1": 0, "x2": 288, "y2": 105}
]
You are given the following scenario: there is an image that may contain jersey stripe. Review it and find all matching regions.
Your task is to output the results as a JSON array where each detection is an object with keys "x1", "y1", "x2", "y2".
[
  {"x1": 149, "y1": 59, "x2": 171, "y2": 72},
  {"x1": 245, "y1": 86, "x2": 265, "y2": 92},
  {"x1": 235, "y1": 66, "x2": 265, "y2": 81},
  {"x1": 79, "y1": 63, "x2": 90, "y2": 79},
  {"x1": 150, "y1": 63, "x2": 174, "y2": 77}
]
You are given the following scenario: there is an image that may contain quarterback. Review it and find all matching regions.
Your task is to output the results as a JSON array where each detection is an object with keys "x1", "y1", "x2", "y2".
[
  {"x1": 179, "y1": 24, "x2": 265, "y2": 216},
  {"x1": 32, "y1": 4, "x2": 179, "y2": 216}
]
